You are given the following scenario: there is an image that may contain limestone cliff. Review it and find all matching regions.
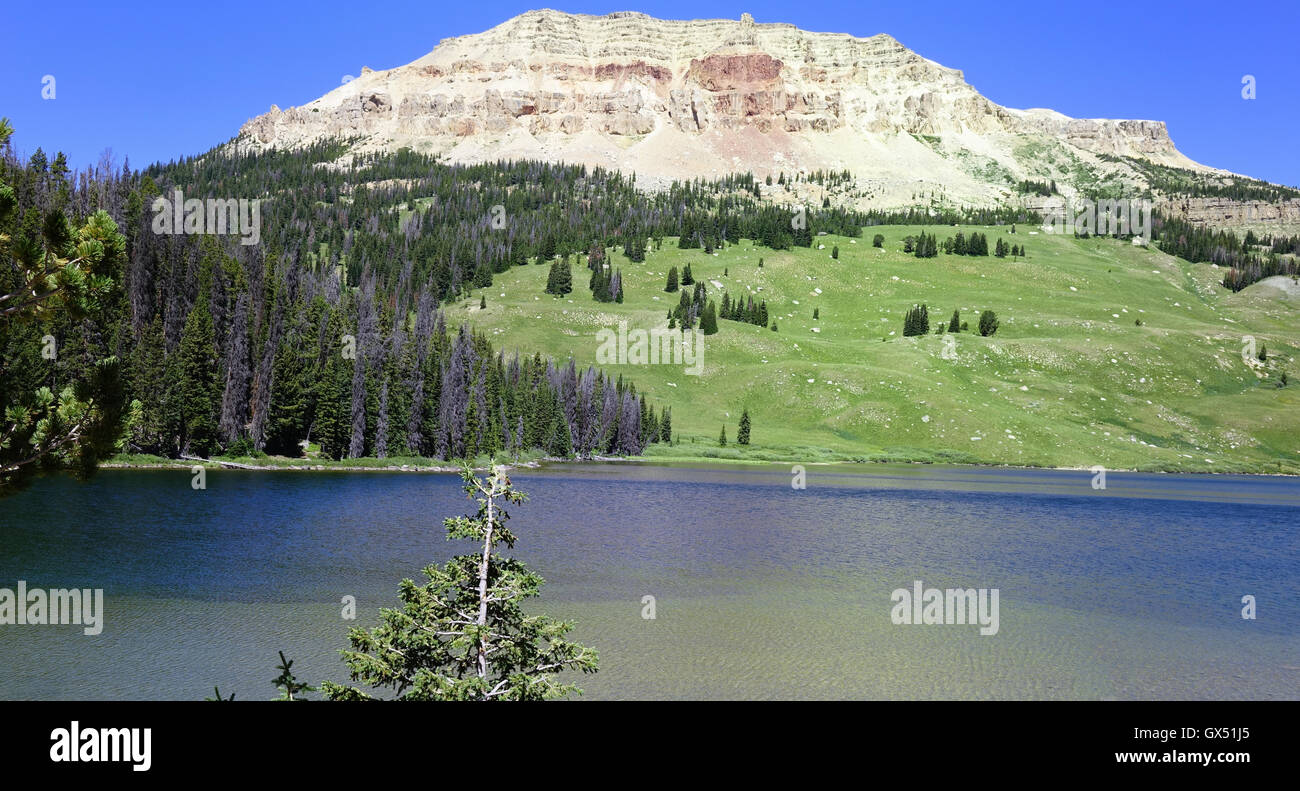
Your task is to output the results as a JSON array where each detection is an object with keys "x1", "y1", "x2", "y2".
[{"x1": 234, "y1": 10, "x2": 1259, "y2": 215}]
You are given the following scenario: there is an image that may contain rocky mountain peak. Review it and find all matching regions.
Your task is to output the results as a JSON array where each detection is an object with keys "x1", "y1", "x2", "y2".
[{"x1": 236, "y1": 9, "x2": 1217, "y2": 208}]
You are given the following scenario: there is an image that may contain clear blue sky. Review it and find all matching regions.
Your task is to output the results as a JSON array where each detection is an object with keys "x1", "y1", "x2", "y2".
[{"x1": 3, "y1": 0, "x2": 1296, "y2": 185}]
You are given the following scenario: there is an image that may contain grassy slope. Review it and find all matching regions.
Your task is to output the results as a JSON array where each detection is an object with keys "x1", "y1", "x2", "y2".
[{"x1": 437, "y1": 225, "x2": 1298, "y2": 474}]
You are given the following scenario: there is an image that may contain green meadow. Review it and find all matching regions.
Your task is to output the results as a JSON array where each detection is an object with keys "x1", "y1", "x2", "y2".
[{"x1": 437, "y1": 225, "x2": 1300, "y2": 474}]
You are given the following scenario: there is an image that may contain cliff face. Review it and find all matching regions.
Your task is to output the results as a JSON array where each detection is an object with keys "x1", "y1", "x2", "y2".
[
  {"x1": 1160, "y1": 197, "x2": 1300, "y2": 226},
  {"x1": 235, "y1": 10, "x2": 1220, "y2": 208}
]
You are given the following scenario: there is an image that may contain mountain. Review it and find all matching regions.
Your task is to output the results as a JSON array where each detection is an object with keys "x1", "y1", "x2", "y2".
[{"x1": 234, "y1": 9, "x2": 1297, "y2": 221}]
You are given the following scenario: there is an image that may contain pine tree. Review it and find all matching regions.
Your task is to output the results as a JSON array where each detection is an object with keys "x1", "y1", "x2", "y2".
[
  {"x1": 737, "y1": 408, "x2": 750, "y2": 445},
  {"x1": 665, "y1": 266, "x2": 678, "y2": 292},
  {"x1": 681, "y1": 263, "x2": 694, "y2": 285},
  {"x1": 321, "y1": 465, "x2": 598, "y2": 700},
  {"x1": 556, "y1": 258, "x2": 572, "y2": 294},
  {"x1": 0, "y1": 128, "x2": 131, "y2": 495},
  {"x1": 177, "y1": 300, "x2": 221, "y2": 456},
  {"x1": 551, "y1": 414, "x2": 573, "y2": 458},
  {"x1": 545, "y1": 259, "x2": 562, "y2": 295},
  {"x1": 718, "y1": 425, "x2": 727, "y2": 446},
  {"x1": 979, "y1": 310, "x2": 999, "y2": 337},
  {"x1": 904, "y1": 304, "x2": 930, "y2": 337},
  {"x1": 315, "y1": 312, "x2": 354, "y2": 461},
  {"x1": 873, "y1": 234, "x2": 885, "y2": 248},
  {"x1": 701, "y1": 300, "x2": 719, "y2": 335},
  {"x1": 127, "y1": 315, "x2": 173, "y2": 454},
  {"x1": 948, "y1": 309, "x2": 960, "y2": 333},
  {"x1": 272, "y1": 651, "x2": 316, "y2": 701},
  {"x1": 623, "y1": 235, "x2": 645, "y2": 263},
  {"x1": 264, "y1": 316, "x2": 311, "y2": 457}
]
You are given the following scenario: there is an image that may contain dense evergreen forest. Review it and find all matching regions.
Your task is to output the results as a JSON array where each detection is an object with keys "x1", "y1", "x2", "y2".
[
  {"x1": 1099, "y1": 154, "x2": 1300, "y2": 204},
  {"x1": 3, "y1": 137, "x2": 696, "y2": 463},
  {"x1": 1151, "y1": 213, "x2": 1300, "y2": 291}
]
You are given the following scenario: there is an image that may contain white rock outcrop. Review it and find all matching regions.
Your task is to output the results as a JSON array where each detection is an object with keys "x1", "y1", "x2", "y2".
[{"x1": 235, "y1": 10, "x2": 1227, "y2": 208}]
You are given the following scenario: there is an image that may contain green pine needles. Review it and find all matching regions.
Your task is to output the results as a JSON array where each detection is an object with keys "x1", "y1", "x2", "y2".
[{"x1": 321, "y1": 463, "x2": 598, "y2": 700}]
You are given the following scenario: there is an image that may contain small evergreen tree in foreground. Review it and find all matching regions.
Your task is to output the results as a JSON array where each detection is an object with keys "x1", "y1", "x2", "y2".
[
  {"x1": 718, "y1": 425, "x2": 727, "y2": 446},
  {"x1": 321, "y1": 464, "x2": 598, "y2": 700},
  {"x1": 272, "y1": 651, "x2": 315, "y2": 701},
  {"x1": 737, "y1": 408, "x2": 751, "y2": 445}
]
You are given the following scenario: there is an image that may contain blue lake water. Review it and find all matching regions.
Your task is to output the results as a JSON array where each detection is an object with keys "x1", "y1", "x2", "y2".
[{"x1": 0, "y1": 463, "x2": 1296, "y2": 699}]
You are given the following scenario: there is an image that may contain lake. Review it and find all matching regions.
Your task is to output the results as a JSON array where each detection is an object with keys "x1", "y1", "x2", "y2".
[{"x1": 1, "y1": 463, "x2": 1296, "y2": 700}]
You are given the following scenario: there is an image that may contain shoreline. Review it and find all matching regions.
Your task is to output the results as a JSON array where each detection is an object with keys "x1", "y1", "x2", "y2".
[{"x1": 99, "y1": 454, "x2": 1300, "y2": 478}]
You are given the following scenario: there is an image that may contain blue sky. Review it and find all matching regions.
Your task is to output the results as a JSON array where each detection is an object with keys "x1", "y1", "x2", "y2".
[{"x1": 3, "y1": 0, "x2": 1296, "y2": 185}]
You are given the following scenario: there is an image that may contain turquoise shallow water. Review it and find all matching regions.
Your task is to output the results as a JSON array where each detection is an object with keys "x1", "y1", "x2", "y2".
[{"x1": 0, "y1": 463, "x2": 1296, "y2": 699}]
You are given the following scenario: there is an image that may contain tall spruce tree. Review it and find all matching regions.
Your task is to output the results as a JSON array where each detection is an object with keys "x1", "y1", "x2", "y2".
[
  {"x1": 176, "y1": 300, "x2": 221, "y2": 456},
  {"x1": 700, "y1": 300, "x2": 719, "y2": 335},
  {"x1": 321, "y1": 465, "x2": 598, "y2": 700}
]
